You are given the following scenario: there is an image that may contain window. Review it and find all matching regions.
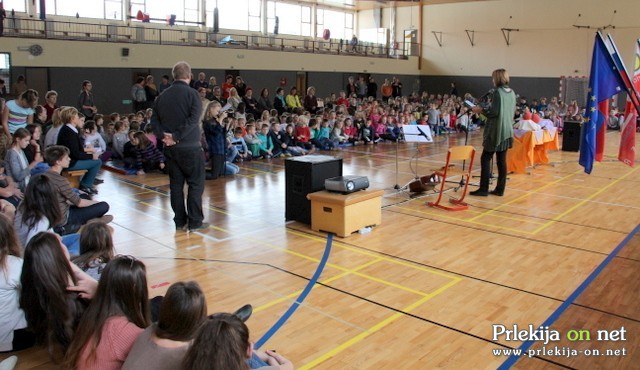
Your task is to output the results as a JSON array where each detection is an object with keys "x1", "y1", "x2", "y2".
[
  {"x1": 44, "y1": 0, "x2": 111, "y2": 19},
  {"x1": 3, "y1": 0, "x2": 27, "y2": 13},
  {"x1": 301, "y1": 6, "x2": 311, "y2": 37},
  {"x1": 0, "y1": 53, "x2": 11, "y2": 92},
  {"x1": 266, "y1": 1, "x2": 312, "y2": 37},
  {"x1": 248, "y1": 0, "x2": 261, "y2": 32},
  {"x1": 130, "y1": 0, "x2": 200, "y2": 25},
  {"x1": 104, "y1": 0, "x2": 122, "y2": 20},
  {"x1": 323, "y1": 9, "x2": 352, "y2": 40},
  {"x1": 315, "y1": 8, "x2": 354, "y2": 40},
  {"x1": 206, "y1": 0, "x2": 249, "y2": 31}
]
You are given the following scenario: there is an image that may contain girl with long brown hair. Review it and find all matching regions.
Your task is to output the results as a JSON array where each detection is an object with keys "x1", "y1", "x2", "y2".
[{"x1": 65, "y1": 255, "x2": 151, "y2": 369}]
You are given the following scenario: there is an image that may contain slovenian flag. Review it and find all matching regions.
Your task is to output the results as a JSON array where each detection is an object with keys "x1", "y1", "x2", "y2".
[{"x1": 618, "y1": 39, "x2": 640, "y2": 166}]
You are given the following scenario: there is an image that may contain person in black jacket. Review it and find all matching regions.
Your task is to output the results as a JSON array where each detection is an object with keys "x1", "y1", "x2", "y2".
[
  {"x1": 273, "y1": 87, "x2": 287, "y2": 116},
  {"x1": 267, "y1": 121, "x2": 285, "y2": 158},
  {"x1": 56, "y1": 107, "x2": 102, "y2": 194},
  {"x1": 202, "y1": 101, "x2": 228, "y2": 180},
  {"x1": 151, "y1": 61, "x2": 207, "y2": 232}
]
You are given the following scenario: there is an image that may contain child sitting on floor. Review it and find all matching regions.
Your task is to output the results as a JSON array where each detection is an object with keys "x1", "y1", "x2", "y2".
[
  {"x1": 256, "y1": 123, "x2": 275, "y2": 159},
  {"x1": 131, "y1": 131, "x2": 165, "y2": 175},
  {"x1": 83, "y1": 121, "x2": 111, "y2": 162},
  {"x1": 72, "y1": 222, "x2": 115, "y2": 280},
  {"x1": 229, "y1": 127, "x2": 250, "y2": 162},
  {"x1": 243, "y1": 124, "x2": 262, "y2": 159}
]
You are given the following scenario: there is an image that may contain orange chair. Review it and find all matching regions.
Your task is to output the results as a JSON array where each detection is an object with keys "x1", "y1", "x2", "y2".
[{"x1": 427, "y1": 145, "x2": 475, "y2": 211}]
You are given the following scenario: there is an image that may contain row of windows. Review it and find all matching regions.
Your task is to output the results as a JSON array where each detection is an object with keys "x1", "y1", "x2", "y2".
[{"x1": 4, "y1": 0, "x2": 355, "y2": 39}]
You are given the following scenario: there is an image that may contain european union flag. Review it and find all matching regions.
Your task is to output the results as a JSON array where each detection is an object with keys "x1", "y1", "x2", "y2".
[{"x1": 579, "y1": 32, "x2": 626, "y2": 174}]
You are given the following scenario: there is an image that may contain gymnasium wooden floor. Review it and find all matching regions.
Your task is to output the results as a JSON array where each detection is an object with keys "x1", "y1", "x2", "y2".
[{"x1": 5, "y1": 129, "x2": 639, "y2": 369}]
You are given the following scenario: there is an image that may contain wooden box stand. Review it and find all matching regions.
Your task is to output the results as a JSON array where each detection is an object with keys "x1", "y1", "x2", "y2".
[{"x1": 307, "y1": 189, "x2": 384, "y2": 237}]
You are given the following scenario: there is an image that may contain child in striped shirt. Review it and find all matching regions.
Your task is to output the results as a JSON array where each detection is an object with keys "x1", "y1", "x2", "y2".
[{"x1": 131, "y1": 131, "x2": 165, "y2": 175}]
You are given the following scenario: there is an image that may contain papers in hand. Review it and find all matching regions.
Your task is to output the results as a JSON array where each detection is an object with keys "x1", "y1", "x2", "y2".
[{"x1": 221, "y1": 103, "x2": 233, "y2": 112}]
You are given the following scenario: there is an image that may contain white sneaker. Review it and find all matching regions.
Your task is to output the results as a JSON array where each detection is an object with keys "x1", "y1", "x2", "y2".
[{"x1": 0, "y1": 356, "x2": 18, "y2": 370}]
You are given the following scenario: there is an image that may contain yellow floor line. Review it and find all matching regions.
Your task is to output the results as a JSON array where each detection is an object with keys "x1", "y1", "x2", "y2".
[
  {"x1": 468, "y1": 169, "x2": 581, "y2": 222},
  {"x1": 286, "y1": 229, "x2": 461, "y2": 280},
  {"x1": 255, "y1": 258, "x2": 383, "y2": 312},
  {"x1": 393, "y1": 205, "x2": 540, "y2": 235},
  {"x1": 299, "y1": 277, "x2": 462, "y2": 370},
  {"x1": 532, "y1": 165, "x2": 640, "y2": 234},
  {"x1": 247, "y1": 234, "x2": 434, "y2": 296}
]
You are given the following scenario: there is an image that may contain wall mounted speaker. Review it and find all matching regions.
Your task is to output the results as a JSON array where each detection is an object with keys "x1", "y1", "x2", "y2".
[{"x1": 121, "y1": 48, "x2": 130, "y2": 57}]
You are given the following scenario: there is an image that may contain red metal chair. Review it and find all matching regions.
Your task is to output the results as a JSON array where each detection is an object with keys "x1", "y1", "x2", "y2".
[{"x1": 427, "y1": 145, "x2": 475, "y2": 211}]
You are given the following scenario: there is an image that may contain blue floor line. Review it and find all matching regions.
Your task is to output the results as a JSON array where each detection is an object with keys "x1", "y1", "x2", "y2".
[
  {"x1": 498, "y1": 223, "x2": 640, "y2": 369},
  {"x1": 255, "y1": 233, "x2": 333, "y2": 349}
]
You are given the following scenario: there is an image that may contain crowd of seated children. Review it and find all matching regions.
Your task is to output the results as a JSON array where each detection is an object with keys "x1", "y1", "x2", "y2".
[{"x1": 6, "y1": 73, "x2": 587, "y2": 185}]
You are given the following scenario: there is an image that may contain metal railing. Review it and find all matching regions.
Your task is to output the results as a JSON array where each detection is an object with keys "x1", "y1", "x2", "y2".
[{"x1": 2, "y1": 16, "x2": 411, "y2": 59}]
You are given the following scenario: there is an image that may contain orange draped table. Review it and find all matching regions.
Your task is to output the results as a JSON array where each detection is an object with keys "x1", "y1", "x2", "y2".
[{"x1": 507, "y1": 128, "x2": 559, "y2": 174}]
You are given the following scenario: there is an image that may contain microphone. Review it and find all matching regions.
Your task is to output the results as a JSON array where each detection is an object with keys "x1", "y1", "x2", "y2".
[{"x1": 479, "y1": 89, "x2": 494, "y2": 101}]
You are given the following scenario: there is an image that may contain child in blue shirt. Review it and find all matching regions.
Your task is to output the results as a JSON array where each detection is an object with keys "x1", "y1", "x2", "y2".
[{"x1": 255, "y1": 124, "x2": 274, "y2": 159}]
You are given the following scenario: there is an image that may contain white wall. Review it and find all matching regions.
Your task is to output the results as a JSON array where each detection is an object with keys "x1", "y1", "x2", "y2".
[
  {"x1": 420, "y1": 0, "x2": 640, "y2": 77},
  {"x1": 3, "y1": 37, "x2": 420, "y2": 75}
]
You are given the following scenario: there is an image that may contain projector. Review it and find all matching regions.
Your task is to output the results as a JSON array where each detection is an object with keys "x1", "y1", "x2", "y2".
[{"x1": 324, "y1": 175, "x2": 369, "y2": 194}]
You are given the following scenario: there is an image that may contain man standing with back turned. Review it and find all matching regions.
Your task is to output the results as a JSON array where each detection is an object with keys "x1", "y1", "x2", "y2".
[{"x1": 151, "y1": 61, "x2": 208, "y2": 232}]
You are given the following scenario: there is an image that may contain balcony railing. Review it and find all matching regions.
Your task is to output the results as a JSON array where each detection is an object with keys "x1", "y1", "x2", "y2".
[{"x1": 2, "y1": 16, "x2": 411, "y2": 59}]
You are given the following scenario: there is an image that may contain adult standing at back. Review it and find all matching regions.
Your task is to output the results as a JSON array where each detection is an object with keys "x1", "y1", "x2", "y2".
[
  {"x1": 470, "y1": 68, "x2": 516, "y2": 197},
  {"x1": 77, "y1": 80, "x2": 97, "y2": 120},
  {"x1": 151, "y1": 61, "x2": 207, "y2": 232},
  {"x1": 131, "y1": 77, "x2": 146, "y2": 113},
  {"x1": 391, "y1": 77, "x2": 403, "y2": 98},
  {"x1": 11, "y1": 76, "x2": 28, "y2": 98},
  {"x1": 42, "y1": 90, "x2": 59, "y2": 125}
]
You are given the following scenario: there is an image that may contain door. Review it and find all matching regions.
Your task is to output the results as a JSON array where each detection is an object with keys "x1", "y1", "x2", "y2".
[{"x1": 296, "y1": 72, "x2": 306, "y2": 97}]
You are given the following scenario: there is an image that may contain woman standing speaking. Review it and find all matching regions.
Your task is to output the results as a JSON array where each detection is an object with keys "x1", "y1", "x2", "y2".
[{"x1": 470, "y1": 69, "x2": 516, "y2": 197}]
